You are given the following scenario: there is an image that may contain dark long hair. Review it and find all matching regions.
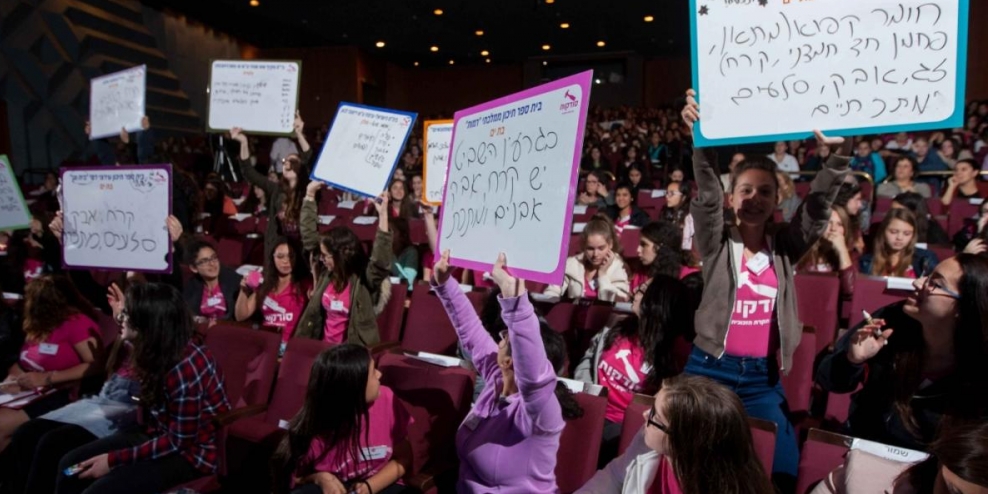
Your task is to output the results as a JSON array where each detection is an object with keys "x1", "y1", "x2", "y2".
[
  {"x1": 126, "y1": 283, "x2": 195, "y2": 409},
  {"x1": 480, "y1": 288, "x2": 583, "y2": 420},
  {"x1": 661, "y1": 375, "x2": 775, "y2": 494},
  {"x1": 256, "y1": 237, "x2": 306, "y2": 305},
  {"x1": 320, "y1": 228, "x2": 369, "y2": 292},
  {"x1": 23, "y1": 274, "x2": 98, "y2": 342},
  {"x1": 899, "y1": 421, "x2": 988, "y2": 492},
  {"x1": 272, "y1": 344, "x2": 372, "y2": 494},
  {"x1": 604, "y1": 275, "x2": 693, "y2": 387},
  {"x1": 280, "y1": 156, "x2": 310, "y2": 226},
  {"x1": 892, "y1": 192, "x2": 933, "y2": 243},
  {"x1": 893, "y1": 254, "x2": 988, "y2": 437},
  {"x1": 640, "y1": 221, "x2": 685, "y2": 279}
]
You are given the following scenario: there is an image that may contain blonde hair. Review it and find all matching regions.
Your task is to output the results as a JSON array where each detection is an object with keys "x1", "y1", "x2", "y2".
[{"x1": 871, "y1": 208, "x2": 918, "y2": 277}]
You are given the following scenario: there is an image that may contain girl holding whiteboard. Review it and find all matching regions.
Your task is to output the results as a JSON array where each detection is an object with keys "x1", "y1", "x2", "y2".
[
  {"x1": 292, "y1": 182, "x2": 394, "y2": 346},
  {"x1": 231, "y1": 114, "x2": 312, "y2": 259},
  {"x1": 681, "y1": 88, "x2": 849, "y2": 489}
]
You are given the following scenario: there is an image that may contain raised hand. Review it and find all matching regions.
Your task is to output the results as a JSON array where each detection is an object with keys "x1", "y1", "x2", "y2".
[
  {"x1": 306, "y1": 180, "x2": 323, "y2": 199},
  {"x1": 141, "y1": 115, "x2": 150, "y2": 130},
  {"x1": 119, "y1": 127, "x2": 130, "y2": 144},
  {"x1": 230, "y1": 127, "x2": 248, "y2": 143},
  {"x1": 490, "y1": 252, "x2": 525, "y2": 298},
  {"x1": 964, "y1": 238, "x2": 987, "y2": 255},
  {"x1": 294, "y1": 111, "x2": 304, "y2": 135},
  {"x1": 433, "y1": 249, "x2": 452, "y2": 285},
  {"x1": 49, "y1": 211, "x2": 64, "y2": 242},
  {"x1": 107, "y1": 283, "x2": 125, "y2": 321},
  {"x1": 681, "y1": 89, "x2": 699, "y2": 130},
  {"x1": 813, "y1": 129, "x2": 845, "y2": 149},
  {"x1": 166, "y1": 215, "x2": 183, "y2": 243},
  {"x1": 84, "y1": 121, "x2": 91, "y2": 138},
  {"x1": 372, "y1": 192, "x2": 390, "y2": 217},
  {"x1": 847, "y1": 318, "x2": 893, "y2": 364}
]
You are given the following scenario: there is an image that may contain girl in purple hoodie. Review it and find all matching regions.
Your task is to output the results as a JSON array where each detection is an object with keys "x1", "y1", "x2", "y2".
[{"x1": 432, "y1": 250, "x2": 565, "y2": 493}]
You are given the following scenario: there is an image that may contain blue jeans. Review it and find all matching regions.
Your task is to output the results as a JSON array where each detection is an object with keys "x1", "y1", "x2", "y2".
[{"x1": 683, "y1": 347, "x2": 798, "y2": 480}]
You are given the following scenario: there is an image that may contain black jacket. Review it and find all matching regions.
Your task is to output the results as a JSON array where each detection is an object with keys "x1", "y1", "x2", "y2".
[
  {"x1": 182, "y1": 266, "x2": 241, "y2": 320},
  {"x1": 605, "y1": 206, "x2": 650, "y2": 229},
  {"x1": 815, "y1": 302, "x2": 987, "y2": 450}
]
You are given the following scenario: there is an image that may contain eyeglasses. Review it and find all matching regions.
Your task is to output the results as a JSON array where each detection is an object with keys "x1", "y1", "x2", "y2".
[
  {"x1": 646, "y1": 406, "x2": 669, "y2": 433},
  {"x1": 920, "y1": 275, "x2": 961, "y2": 300},
  {"x1": 114, "y1": 309, "x2": 129, "y2": 326},
  {"x1": 194, "y1": 255, "x2": 219, "y2": 267}
]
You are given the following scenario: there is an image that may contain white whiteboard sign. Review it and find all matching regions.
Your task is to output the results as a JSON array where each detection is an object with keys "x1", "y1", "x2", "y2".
[
  {"x1": 89, "y1": 65, "x2": 146, "y2": 140},
  {"x1": 0, "y1": 156, "x2": 30, "y2": 230},
  {"x1": 690, "y1": 0, "x2": 969, "y2": 146},
  {"x1": 61, "y1": 166, "x2": 172, "y2": 272},
  {"x1": 207, "y1": 60, "x2": 301, "y2": 135},
  {"x1": 437, "y1": 71, "x2": 592, "y2": 284},
  {"x1": 423, "y1": 120, "x2": 453, "y2": 205},
  {"x1": 311, "y1": 103, "x2": 417, "y2": 198}
]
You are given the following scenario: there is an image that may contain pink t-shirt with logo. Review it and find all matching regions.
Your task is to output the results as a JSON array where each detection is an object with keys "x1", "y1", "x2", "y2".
[
  {"x1": 321, "y1": 282, "x2": 352, "y2": 344},
  {"x1": 23, "y1": 258, "x2": 43, "y2": 282},
  {"x1": 262, "y1": 282, "x2": 308, "y2": 343},
  {"x1": 724, "y1": 251, "x2": 780, "y2": 358},
  {"x1": 297, "y1": 386, "x2": 412, "y2": 484},
  {"x1": 199, "y1": 284, "x2": 227, "y2": 319},
  {"x1": 597, "y1": 336, "x2": 650, "y2": 423},
  {"x1": 614, "y1": 216, "x2": 631, "y2": 234},
  {"x1": 19, "y1": 313, "x2": 99, "y2": 372}
]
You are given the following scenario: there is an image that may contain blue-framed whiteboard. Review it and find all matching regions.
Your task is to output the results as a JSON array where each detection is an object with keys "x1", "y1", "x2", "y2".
[
  {"x1": 689, "y1": 0, "x2": 969, "y2": 147},
  {"x1": 310, "y1": 102, "x2": 417, "y2": 199}
]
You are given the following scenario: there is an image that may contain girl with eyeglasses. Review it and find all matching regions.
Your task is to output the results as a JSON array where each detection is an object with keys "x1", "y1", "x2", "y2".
[
  {"x1": 183, "y1": 239, "x2": 241, "y2": 322},
  {"x1": 230, "y1": 111, "x2": 312, "y2": 259},
  {"x1": 817, "y1": 254, "x2": 988, "y2": 451},
  {"x1": 292, "y1": 182, "x2": 394, "y2": 346},
  {"x1": 681, "y1": 88, "x2": 850, "y2": 490},
  {"x1": 576, "y1": 374, "x2": 773, "y2": 494},
  {"x1": 658, "y1": 181, "x2": 693, "y2": 252},
  {"x1": 234, "y1": 238, "x2": 311, "y2": 347}
]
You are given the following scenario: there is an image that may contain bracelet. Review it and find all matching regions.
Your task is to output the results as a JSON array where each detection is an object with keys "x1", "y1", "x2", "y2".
[{"x1": 362, "y1": 480, "x2": 373, "y2": 494}]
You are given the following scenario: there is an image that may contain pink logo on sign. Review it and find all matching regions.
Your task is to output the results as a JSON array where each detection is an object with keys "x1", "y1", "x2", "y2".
[{"x1": 560, "y1": 89, "x2": 580, "y2": 113}]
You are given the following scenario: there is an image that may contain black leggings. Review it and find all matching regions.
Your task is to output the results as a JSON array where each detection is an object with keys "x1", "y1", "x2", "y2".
[
  {"x1": 55, "y1": 429, "x2": 202, "y2": 494},
  {"x1": 1, "y1": 419, "x2": 97, "y2": 494}
]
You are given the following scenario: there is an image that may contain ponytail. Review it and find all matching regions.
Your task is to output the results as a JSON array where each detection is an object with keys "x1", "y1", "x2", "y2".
[{"x1": 555, "y1": 382, "x2": 585, "y2": 420}]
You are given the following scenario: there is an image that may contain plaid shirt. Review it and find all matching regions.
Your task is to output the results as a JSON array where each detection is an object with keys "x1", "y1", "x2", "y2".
[{"x1": 107, "y1": 342, "x2": 230, "y2": 473}]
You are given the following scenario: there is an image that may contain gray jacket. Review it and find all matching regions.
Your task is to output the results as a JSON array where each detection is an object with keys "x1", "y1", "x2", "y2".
[{"x1": 691, "y1": 147, "x2": 849, "y2": 371}]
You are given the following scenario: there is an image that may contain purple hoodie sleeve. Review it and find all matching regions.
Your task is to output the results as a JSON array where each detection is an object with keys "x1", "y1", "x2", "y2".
[
  {"x1": 499, "y1": 294, "x2": 563, "y2": 432},
  {"x1": 433, "y1": 278, "x2": 500, "y2": 383}
]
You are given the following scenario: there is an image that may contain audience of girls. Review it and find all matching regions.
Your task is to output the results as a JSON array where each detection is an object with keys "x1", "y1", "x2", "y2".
[
  {"x1": 544, "y1": 215, "x2": 630, "y2": 302},
  {"x1": 234, "y1": 237, "x2": 311, "y2": 346},
  {"x1": 682, "y1": 87, "x2": 849, "y2": 490},
  {"x1": 293, "y1": 182, "x2": 393, "y2": 345},
  {"x1": 859, "y1": 209, "x2": 939, "y2": 278},
  {"x1": 817, "y1": 254, "x2": 988, "y2": 450}
]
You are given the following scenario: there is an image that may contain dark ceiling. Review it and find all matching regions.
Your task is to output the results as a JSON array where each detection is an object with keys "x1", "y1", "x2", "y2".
[{"x1": 140, "y1": 0, "x2": 691, "y2": 66}]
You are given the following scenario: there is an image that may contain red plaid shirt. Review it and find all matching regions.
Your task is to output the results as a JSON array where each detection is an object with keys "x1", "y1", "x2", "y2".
[{"x1": 107, "y1": 342, "x2": 230, "y2": 473}]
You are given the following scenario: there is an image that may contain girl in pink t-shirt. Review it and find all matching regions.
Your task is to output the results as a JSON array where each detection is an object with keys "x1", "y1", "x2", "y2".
[
  {"x1": 579, "y1": 375, "x2": 773, "y2": 494},
  {"x1": 272, "y1": 344, "x2": 412, "y2": 494},
  {"x1": 235, "y1": 238, "x2": 311, "y2": 344},
  {"x1": 1, "y1": 274, "x2": 102, "y2": 452}
]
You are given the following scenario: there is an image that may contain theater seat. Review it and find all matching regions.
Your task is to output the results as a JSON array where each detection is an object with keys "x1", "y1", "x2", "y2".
[
  {"x1": 847, "y1": 276, "x2": 912, "y2": 328},
  {"x1": 377, "y1": 282, "x2": 408, "y2": 343},
  {"x1": 617, "y1": 393, "x2": 653, "y2": 455},
  {"x1": 795, "y1": 429, "x2": 852, "y2": 494},
  {"x1": 556, "y1": 390, "x2": 609, "y2": 494},
  {"x1": 748, "y1": 416, "x2": 777, "y2": 478},
  {"x1": 167, "y1": 323, "x2": 281, "y2": 493},
  {"x1": 377, "y1": 352, "x2": 475, "y2": 494},
  {"x1": 780, "y1": 327, "x2": 816, "y2": 416},
  {"x1": 795, "y1": 273, "x2": 840, "y2": 353},
  {"x1": 402, "y1": 283, "x2": 460, "y2": 356}
]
